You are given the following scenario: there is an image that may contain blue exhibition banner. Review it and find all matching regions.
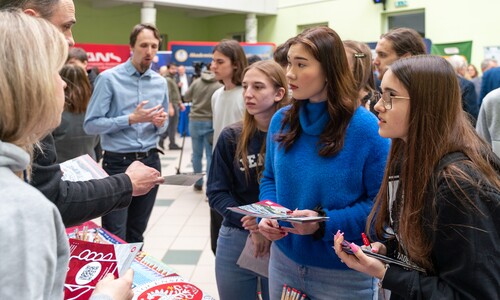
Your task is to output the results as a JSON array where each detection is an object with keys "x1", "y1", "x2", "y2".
[{"x1": 168, "y1": 41, "x2": 275, "y2": 69}]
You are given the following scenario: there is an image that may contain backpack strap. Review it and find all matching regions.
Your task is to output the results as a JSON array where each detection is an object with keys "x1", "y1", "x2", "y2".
[{"x1": 434, "y1": 152, "x2": 469, "y2": 174}]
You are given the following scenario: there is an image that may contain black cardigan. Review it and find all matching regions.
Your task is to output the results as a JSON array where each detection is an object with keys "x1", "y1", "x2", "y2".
[{"x1": 31, "y1": 134, "x2": 132, "y2": 227}]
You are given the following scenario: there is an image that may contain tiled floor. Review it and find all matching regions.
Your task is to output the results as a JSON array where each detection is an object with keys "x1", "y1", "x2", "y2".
[{"x1": 95, "y1": 133, "x2": 219, "y2": 299}]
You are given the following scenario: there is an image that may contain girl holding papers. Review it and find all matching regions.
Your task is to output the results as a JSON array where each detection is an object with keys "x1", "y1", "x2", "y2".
[
  {"x1": 207, "y1": 60, "x2": 289, "y2": 300},
  {"x1": 258, "y1": 26, "x2": 390, "y2": 299}
]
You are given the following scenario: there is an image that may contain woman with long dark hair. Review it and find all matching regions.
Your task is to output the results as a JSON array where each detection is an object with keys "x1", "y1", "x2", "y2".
[
  {"x1": 258, "y1": 26, "x2": 390, "y2": 299},
  {"x1": 334, "y1": 55, "x2": 500, "y2": 299}
]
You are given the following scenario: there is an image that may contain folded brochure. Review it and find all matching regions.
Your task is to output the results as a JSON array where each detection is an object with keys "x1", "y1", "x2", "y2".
[
  {"x1": 162, "y1": 173, "x2": 205, "y2": 186},
  {"x1": 60, "y1": 154, "x2": 108, "y2": 182},
  {"x1": 227, "y1": 200, "x2": 329, "y2": 223}
]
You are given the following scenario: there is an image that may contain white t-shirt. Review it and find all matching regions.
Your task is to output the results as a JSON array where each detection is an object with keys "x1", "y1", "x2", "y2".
[
  {"x1": 179, "y1": 74, "x2": 189, "y2": 96},
  {"x1": 211, "y1": 85, "x2": 245, "y2": 149}
]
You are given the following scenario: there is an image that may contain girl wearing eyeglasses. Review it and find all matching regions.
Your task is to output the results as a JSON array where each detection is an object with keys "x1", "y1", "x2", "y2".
[
  {"x1": 334, "y1": 55, "x2": 500, "y2": 299},
  {"x1": 258, "y1": 26, "x2": 390, "y2": 299}
]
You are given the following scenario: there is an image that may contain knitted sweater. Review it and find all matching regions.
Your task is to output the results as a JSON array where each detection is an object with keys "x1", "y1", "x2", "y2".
[{"x1": 259, "y1": 101, "x2": 390, "y2": 269}]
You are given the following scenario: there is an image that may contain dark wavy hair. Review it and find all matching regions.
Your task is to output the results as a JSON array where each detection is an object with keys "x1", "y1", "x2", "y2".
[{"x1": 277, "y1": 26, "x2": 357, "y2": 156}]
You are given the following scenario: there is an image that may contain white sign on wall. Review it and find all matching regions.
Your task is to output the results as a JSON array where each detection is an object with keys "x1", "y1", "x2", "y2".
[{"x1": 484, "y1": 46, "x2": 500, "y2": 61}]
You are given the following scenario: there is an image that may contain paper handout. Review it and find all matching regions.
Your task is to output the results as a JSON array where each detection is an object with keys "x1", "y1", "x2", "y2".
[
  {"x1": 60, "y1": 154, "x2": 108, "y2": 182},
  {"x1": 64, "y1": 239, "x2": 142, "y2": 300},
  {"x1": 227, "y1": 200, "x2": 329, "y2": 223},
  {"x1": 162, "y1": 173, "x2": 205, "y2": 186}
]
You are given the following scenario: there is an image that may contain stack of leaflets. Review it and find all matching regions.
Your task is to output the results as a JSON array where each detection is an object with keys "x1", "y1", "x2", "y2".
[
  {"x1": 65, "y1": 222, "x2": 216, "y2": 300},
  {"x1": 64, "y1": 238, "x2": 142, "y2": 300},
  {"x1": 227, "y1": 200, "x2": 329, "y2": 223}
]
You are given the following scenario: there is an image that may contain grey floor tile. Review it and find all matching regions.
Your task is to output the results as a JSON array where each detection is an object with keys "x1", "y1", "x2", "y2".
[
  {"x1": 155, "y1": 199, "x2": 175, "y2": 206},
  {"x1": 162, "y1": 249, "x2": 202, "y2": 265}
]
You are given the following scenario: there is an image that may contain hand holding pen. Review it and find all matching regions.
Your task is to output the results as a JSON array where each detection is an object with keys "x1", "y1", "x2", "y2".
[{"x1": 332, "y1": 230, "x2": 388, "y2": 280}]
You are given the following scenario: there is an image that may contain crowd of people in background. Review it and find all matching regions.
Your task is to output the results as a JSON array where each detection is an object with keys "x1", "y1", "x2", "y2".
[{"x1": 0, "y1": 0, "x2": 499, "y2": 299}]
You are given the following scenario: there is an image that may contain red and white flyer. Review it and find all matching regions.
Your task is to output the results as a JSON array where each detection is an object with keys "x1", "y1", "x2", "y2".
[{"x1": 64, "y1": 239, "x2": 141, "y2": 300}]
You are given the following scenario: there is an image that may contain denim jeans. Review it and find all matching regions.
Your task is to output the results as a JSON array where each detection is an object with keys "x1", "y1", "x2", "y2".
[
  {"x1": 101, "y1": 152, "x2": 161, "y2": 243},
  {"x1": 268, "y1": 243, "x2": 378, "y2": 300},
  {"x1": 215, "y1": 225, "x2": 270, "y2": 300},
  {"x1": 188, "y1": 120, "x2": 213, "y2": 187}
]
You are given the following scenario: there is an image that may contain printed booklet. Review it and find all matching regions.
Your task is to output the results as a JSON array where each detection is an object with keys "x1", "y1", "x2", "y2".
[
  {"x1": 227, "y1": 200, "x2": 329, "y2": 223},
  {"x1": 60, "y1": 154, "x2": 108, "y2": 182}
]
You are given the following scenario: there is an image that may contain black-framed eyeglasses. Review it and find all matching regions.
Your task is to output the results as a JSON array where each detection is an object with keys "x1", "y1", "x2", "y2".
[{"x1": 375, "y1": 91, "x2": 410, "y2": 110}]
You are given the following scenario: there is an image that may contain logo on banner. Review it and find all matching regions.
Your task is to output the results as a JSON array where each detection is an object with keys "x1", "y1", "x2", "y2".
[
  {"x1": 174, "y1": 49, "x2": 188, "y2": 63},
  {"x1": 87, "y1": 52, "x2": 122, "y2": 63}
]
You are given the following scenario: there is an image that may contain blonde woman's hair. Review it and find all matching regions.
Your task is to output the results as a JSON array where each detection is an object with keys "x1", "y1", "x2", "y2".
[{"x1": 0, "y1": 10, "x2": 68, "y2": 148}]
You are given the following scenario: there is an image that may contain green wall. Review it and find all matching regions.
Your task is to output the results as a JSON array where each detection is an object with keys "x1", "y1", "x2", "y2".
[
  {"x1": 73, "y1": 1, "x2": 250, "y2": 47},
  {"x1": 268, "y1": 0, "x2": 500, "y2": 71}
]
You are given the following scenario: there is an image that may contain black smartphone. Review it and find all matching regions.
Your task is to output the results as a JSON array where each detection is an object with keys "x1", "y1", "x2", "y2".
[{"x1": 340, "y1": 240, "x2": 426, "y2": 273}]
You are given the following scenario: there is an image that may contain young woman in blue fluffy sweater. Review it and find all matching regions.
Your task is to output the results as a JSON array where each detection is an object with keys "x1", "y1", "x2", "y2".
[{"x1": 258, "y1": 26, "x2": 390, "y2": 299}]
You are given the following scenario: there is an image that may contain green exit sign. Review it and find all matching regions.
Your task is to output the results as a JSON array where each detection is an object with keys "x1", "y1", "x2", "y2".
[{"x1": 395, "y1": 0, "x2": 408, "y2": 7}]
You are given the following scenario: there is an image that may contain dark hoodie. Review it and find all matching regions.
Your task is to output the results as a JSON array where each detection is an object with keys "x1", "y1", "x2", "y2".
[{"x1": 185, "y1": 71, "x2": 222, "y2": 121}]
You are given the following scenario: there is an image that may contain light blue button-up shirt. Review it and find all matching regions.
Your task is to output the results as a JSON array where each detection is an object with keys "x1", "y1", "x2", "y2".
[{"x1": 84, "y1": 59, "x2": 169, "y2": 153}]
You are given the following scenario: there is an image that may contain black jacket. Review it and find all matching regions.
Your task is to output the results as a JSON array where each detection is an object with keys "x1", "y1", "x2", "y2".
[
  {"x1": 383, "y1": 152, "x2": 500, "y2": 299},
  {"x1": 31, "y1": 134, "x2": 132, "y2": 227}
]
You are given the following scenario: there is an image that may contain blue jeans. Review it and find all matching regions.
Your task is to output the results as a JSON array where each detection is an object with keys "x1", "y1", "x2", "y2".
[
  {"x1": 215, "y1": 225, "x2": 270, "y2": 300},
  {"x1": 101, "y1": 152, "x2": 161, "y2": 243},
  {"x1": 188, "y1": 120, "x2": 213, "y2": 187},
  {"x1": 268, "y1": 244, "x2": 378, "y2": 300}
]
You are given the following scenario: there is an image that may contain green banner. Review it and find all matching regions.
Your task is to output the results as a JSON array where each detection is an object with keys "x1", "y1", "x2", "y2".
[{"x1": 431, "y1": 41, "x2": 473, "y2": 63}]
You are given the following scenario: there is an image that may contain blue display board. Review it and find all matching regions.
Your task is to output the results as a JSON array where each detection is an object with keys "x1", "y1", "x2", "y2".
[{"x1": 168, "y1": 41, "x2": 275, "y2": 68}]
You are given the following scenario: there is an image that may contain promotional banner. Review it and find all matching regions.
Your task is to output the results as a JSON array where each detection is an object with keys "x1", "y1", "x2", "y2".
[
  {"x1": 168, "y1": 41, "x2": 275, "y2": 69},
  {"x1": 431, "y1": 41, "x2": 473, "y2": 63},
  {"x1": 74, "y1": 43, "x2": 131, "y2": 72}
]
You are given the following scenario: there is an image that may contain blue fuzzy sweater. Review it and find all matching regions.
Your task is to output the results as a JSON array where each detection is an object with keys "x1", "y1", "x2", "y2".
[{"x1": 259, "y1": 101, "x2": 390, "y2": 269}]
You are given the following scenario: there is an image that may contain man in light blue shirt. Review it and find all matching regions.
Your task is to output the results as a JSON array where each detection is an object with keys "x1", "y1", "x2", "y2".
[{"x1": 84, "y1": 23, "x2": 168, "y2": 243}]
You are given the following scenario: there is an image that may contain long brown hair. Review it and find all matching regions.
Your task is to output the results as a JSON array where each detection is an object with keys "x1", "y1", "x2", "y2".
[
  {"x1": 277, "y1": 26, "x2": 357, "y2": 156},
  {"x1": 60, "y1": 64, "x2": 92, "y2": 114},
  {"x1": 367, "y1": 55, "x2": 500, "y2": 271},
  {"x1": 235, "y1": 60, "x2": 289, "y2": 181}
]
